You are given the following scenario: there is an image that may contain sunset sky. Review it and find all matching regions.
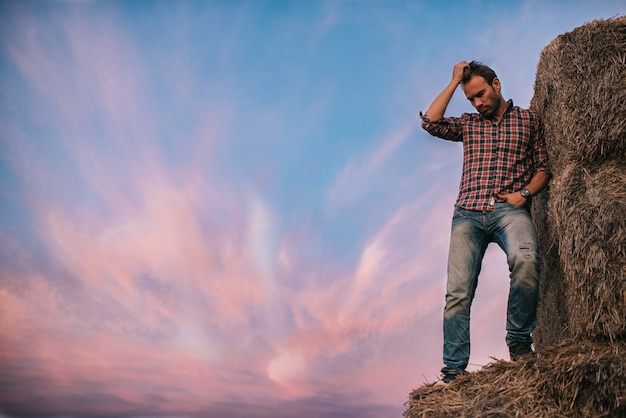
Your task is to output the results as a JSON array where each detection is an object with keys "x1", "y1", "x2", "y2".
[{"x1": 1, "y1": 1, "x2": 624, "y2": 417}]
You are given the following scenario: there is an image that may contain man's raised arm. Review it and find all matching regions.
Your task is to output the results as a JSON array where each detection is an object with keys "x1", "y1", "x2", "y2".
[{"x1": 424, "y1": 61, "x2": 469, "y2": 121}]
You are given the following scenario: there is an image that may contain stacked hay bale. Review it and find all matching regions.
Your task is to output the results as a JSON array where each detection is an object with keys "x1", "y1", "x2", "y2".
[{"x1": 530, "y1": 16, "x2": 626, "y2": 346}]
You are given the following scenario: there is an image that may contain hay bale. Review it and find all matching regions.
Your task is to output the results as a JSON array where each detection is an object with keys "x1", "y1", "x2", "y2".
[
  {"x1": 531, "y1": 16, "x2": 626, "y2": 171},
  {"x1": 548, "y1": 161, "x2": 626, "y2": 340},
  {"x1": 530, "y1": 16, "x2": 626, "y2": 343},
  {"x1": 404, "y1": 339, "x2": 626, "y2": 418},
  {"x1": 531, "y1": 187, "x2": 570, "y2": 348}
]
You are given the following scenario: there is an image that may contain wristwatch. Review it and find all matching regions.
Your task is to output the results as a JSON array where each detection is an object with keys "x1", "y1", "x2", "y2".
[{"x1": 520, "y1": 188, "x2": 531, "y2": 199}]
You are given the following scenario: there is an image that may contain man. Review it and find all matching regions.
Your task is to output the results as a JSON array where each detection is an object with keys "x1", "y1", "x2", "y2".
[{"x1": 420, "y1": 61, "x2": 550, "y2": 385}]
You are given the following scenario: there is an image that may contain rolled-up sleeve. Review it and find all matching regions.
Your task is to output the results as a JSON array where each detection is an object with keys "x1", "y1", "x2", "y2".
[
  {"x1": 419, "y1": 111, "x2": 464, "y2": 142},
  {"x1": 531, "y1": 117, "x2": 551, "y2": 176}
]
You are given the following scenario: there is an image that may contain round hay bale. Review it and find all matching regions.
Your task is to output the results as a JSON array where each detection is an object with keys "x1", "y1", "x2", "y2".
[
  {"x1": 548, "y1": 160, "x2": 626, "y2": 340},
  {"x1": 530, "y1": 17, "x2": 626, "y2": 171}
]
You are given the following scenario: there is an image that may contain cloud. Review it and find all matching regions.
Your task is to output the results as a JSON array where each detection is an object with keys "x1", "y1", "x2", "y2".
[
  {"x1": 267, "y1": 350, "x2": 307, "y2": 393},
  {"x1": 261, "y1": 182, "x2": 456, "y2": 399},
  {"x1": 247, "y1": 193, "x2": 280, "y2": 289},
  {"x1": 326, "y1": 119, "x2": 416, "y2": 213},
  {"x1": 0, "y1": 7, "x2": 282, "y2": 413}
]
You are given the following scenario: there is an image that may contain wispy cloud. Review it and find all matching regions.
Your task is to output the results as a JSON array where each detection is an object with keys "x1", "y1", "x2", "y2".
[{"x1": 326, "y1": 120, "x2": 416, "y2": 213}]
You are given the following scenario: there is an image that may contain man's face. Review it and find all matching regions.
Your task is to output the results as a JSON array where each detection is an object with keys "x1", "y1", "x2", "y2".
[{"x1": 462, "y1": 75, "x2": 502, "y2": 119}]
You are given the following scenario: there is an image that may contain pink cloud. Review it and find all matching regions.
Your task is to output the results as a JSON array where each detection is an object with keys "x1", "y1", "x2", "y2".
[
  {"x1": 259, "y1": 193, "x2": 455, "y2": 398},
  {"x1": 0, "y1": 10, "x2": 285, "y2": 413}
]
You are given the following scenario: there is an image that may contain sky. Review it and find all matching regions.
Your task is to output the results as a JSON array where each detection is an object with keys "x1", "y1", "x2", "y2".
[{"x1": 0, "y1": 0, "x2": 624, "y2": 417}]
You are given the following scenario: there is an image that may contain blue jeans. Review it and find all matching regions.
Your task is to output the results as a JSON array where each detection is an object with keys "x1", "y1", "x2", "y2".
[{"x1": 443, "y1": 203, "x2": 539, "y2": 371}]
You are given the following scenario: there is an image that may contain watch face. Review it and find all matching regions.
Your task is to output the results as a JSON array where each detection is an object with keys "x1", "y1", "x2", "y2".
[{"x1": 521, "y1": 188, "x2": 530, "y2": 198}]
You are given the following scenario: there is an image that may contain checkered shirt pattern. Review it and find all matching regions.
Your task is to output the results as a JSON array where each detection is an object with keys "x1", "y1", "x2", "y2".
[{"x1": 420, "y1": 101, "x2": 550, "y2": 211}]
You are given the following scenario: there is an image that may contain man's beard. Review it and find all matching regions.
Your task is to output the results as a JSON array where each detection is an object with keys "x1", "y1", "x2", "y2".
[
  {"x1": 479, "y1": 97, "x2": 501, "y2": 119},
  {"x1": 479, "y1": 107, "x2": 494, "y2": 118}
]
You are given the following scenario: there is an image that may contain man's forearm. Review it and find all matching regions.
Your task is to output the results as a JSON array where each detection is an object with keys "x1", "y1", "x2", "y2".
[
  {"x1": 425, "y1": 61, "x2": 468, "y2": 121},
  {"x1": 526, "y1": 170, "x2": 550, "y2": 196},
  {"x1": 425, "y1": 81, "x2": 459, "y2": 122}
]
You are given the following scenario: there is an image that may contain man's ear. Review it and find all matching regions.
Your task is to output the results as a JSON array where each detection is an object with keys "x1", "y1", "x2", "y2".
[{"x1": 492, "y1": 77, "x2": 501, "y2": 92}]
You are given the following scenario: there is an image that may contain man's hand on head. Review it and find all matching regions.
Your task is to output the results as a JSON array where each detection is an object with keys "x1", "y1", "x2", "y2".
[{"x1": 452, "y1": 61, "x2": 470, "y2": 85}]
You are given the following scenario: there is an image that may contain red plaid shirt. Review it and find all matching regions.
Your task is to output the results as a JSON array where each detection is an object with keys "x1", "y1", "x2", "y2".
[{"x1": 421, "y1": 101, "x2": 550, "y2": 211}]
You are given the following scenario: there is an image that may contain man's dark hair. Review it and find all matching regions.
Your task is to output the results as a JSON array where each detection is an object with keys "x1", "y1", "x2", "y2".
[{"x1": 462, "y1": 61, "x2": 498, "y2": 85}]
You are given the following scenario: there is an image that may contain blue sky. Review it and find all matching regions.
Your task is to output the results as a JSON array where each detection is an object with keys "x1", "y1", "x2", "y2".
[{"x1": 1, "y1": 1, "x2": 624, "y2": 417}]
